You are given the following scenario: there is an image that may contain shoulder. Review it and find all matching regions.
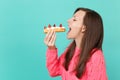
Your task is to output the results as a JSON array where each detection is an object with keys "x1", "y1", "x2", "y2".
[
  {"x1": 91, "y1": 49, "x2": 103, "y2": 58},
  {"x1": 86, "y1": 49, "x2": 107, "y2": 80},
  {"x1": 89, "y1": 49, "x2": 105, "y2": 65},
  {"x1": 86, "y1": 49, "x2": 106, "y2": 72}
]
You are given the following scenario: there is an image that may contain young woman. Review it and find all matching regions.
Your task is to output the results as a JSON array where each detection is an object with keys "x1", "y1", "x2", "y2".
[{"x1": 44, "y1": 7, "x2": 108, "y2": 80}]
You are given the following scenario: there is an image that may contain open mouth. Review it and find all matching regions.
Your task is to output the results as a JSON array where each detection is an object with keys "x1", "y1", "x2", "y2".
[{"x1": 67, "y1": 28, "x2": 71, "y2": 34}]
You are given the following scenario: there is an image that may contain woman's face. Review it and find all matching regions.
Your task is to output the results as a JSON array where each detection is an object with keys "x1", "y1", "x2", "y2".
[{"x1": 67, "y1": 10, "x2": 86, "y2": 39}]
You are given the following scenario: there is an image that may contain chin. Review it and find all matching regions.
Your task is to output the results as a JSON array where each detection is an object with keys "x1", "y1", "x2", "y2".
[
  {"x1": 67, "y1": 35, "x2": 70, "y2": 39},
  {"x1": 67, "y1": 35, "x2": 74, "y2": 39}
]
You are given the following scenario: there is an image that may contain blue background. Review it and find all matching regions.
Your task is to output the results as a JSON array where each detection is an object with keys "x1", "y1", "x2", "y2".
[{"x1": 0, "y1": 0, "x2": 120, "y2": 80}]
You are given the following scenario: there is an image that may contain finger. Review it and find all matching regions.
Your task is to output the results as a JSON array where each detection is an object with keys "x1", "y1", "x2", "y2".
[
  {"x1": 51, "y1": 31, "x2": 56, "y2": 45},
  {"x1": 44, "y1": 29, "x2": 51, "y2": 45},
  {"x1": 51, "y1": 32, "x2": 56, "y2": 46},
  {"x1": 46, "y1": 29, "x2": 51, "y2": 38},
  {"x1": 45, "y1": 29, "x2": 52, "y2": 42},
  {"x1": 48, "y1": 31, "x2": 56, "y2": 46},
  {"x1": 44, "y1": 29, "x2": 54, "y2": 45},
  {"x1": 47, "y1": 29, "x2": 54, "y2": 41}
]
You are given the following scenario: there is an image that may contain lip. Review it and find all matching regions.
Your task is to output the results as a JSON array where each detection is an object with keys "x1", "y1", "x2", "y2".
[
  {"x1": 67, "y1": 27, "x2": 71, "y2": 34},
  {"x1": 68, "y1": 25, "x2": 70, "y2": 28}
]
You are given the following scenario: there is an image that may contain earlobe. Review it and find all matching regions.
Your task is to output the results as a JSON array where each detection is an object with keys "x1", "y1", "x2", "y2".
[{"x1": 81, "y1": 25, "x2": 86, "y2": 33}]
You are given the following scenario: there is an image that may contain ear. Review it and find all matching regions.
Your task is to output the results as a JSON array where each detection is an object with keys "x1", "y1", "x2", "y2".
[{"x1": 81, "y1": 25, "x2": 86, "y2": 33}]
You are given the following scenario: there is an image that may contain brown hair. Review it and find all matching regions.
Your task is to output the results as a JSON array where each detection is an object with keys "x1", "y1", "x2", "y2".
[{"x1": 63, "y1": 7, "x2": 104, "y2": 78}]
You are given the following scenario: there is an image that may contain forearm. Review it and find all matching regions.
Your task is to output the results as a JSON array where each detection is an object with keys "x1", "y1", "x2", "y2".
[{"x1": 46, "y1": 48, "x2": 61, "y2": 77}]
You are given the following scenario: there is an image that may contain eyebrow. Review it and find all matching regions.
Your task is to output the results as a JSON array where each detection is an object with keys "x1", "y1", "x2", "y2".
[
  {"x1": 73, "y1": 16, "x2": 80, "y2": 20},
  {"x1": 73, "y1": 16, "x2": 76, "y2": 18}
]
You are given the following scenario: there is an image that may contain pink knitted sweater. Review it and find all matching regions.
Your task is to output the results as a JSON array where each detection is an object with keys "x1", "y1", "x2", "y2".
[{"x1": 46, "y1": 47, "x2": 108, "y2": 80}]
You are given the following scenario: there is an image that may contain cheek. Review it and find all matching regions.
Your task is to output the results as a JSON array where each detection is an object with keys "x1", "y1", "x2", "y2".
[
  {"x1": 72, "y1": 26, "x2": 82, "y2": 32},
  {"x1": 72, "y1": 23, "x2": 83, "y2": 32},
  {"x1": 71, "y1": 27, "x2": 81, "y2": 36}
]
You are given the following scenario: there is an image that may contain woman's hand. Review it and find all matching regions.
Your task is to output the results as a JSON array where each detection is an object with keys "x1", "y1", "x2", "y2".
[{"x1": 44, "y1": 29, "x2": 56, "y2": 49}]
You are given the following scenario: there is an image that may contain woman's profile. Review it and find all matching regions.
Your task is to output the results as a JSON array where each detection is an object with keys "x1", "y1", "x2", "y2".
[{"x1": 44, "y1": 7, "x2": 108, "y2": 80}]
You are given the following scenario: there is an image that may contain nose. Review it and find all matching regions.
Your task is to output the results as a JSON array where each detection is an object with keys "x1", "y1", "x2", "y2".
[
  {"x1": 67, "y1": 18, "x2": 71, "y2": 28},
  {"x1": 67, "y1": 18, "x2": 71, "y2": 24}
]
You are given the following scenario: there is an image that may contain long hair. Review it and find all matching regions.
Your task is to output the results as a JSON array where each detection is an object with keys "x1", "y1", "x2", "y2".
[{"x1": 63, "y1": 7, "x2": 104, "y2": 78}]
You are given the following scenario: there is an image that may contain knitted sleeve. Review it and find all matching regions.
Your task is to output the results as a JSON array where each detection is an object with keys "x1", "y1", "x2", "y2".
[
  {"x1": 46, "y1": 48, "x2": 61, "y2": 77},
  {"x1": 46, "y1": 48, "x2": 67, "y2": 77}
]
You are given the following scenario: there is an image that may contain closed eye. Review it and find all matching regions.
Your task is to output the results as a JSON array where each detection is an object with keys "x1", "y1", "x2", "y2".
[{"x1": 73, "y1": 19, "x2": 77, "y2": 21}]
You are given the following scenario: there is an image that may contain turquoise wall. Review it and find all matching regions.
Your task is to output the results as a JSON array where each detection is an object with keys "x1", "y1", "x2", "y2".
[{"x1": 0, "y1": 0, "x2": 120, "y2": 80}]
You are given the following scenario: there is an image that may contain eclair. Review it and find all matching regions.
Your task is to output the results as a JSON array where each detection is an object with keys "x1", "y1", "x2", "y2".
[{"x1": 44, "y1": 24, "x2": 66, "y2": 33}]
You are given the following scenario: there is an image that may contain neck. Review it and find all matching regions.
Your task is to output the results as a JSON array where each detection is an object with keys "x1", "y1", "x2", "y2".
[{"x1": 75, "y1": 35, "x2": 83, "y2": 49}]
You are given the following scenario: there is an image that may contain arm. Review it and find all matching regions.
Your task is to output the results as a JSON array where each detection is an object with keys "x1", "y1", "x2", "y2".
[
  {"x1": 46, "y1": 48, "x2": 62, "y2": 77},
  {"x1": 86, "y1": 50, "x2": 108, "y2": 80},
  {"x1": 44, "y1": 30, "x2": 61, "y2": 77}
]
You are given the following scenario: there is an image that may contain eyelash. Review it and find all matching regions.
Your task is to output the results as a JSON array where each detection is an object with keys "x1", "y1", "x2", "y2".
[{"x1": 73, "y1": 19, "x2": 76, "y2": 21}]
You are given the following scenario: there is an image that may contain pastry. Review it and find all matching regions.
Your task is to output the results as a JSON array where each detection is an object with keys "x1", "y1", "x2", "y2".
[{"x1": 44, "y1": 24, "x2": 66, "y2": 33}]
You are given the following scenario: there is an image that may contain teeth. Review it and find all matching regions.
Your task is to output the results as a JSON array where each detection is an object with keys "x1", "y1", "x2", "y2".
[
  {"x1": 68, "y1": 28, "x2": 71, "y2": 33},
  {"x1": 67, "y1": 28, "x2": 71, "y2": 34},
  {"x1": 69, "y1": 28, "x2": 71, "y2": 31}
]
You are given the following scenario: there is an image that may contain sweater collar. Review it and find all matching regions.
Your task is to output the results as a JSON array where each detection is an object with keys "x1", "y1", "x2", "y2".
[{"x1": 74, "y1": 47, "x2": 81, "y2": 57}]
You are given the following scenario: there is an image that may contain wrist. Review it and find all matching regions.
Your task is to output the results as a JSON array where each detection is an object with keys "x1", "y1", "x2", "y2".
[{"x1": 48, "y1": 46, "x2": 56, "y2": 50}]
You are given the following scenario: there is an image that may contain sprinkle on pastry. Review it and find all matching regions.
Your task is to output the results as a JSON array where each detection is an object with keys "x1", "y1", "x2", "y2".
[
  {"x1": 53, "y1": 24, "x2": 56, "y2": 27},
  {"x1": 59, "y1": 24, "x2": 62, "y2": 27},
  {"x1": 48, "y1": 24, "x2": 51, "y2": 28},
  {"x1": 44, "y1": 26, "x2": 47, "y2": 29}
]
